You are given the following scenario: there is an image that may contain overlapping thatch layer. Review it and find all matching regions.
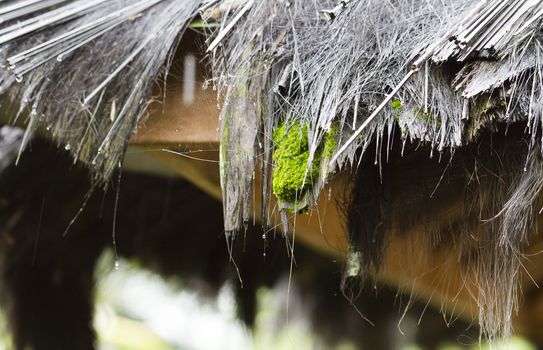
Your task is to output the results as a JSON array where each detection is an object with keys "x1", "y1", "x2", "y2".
[
  {"x1": 209, "y1": 0, "x2": 543, "y2": 340},
  {"x1": 0, "y1": 0, "x2": 201, "y2": 179},
  {"x1": 0, "y1": 0, "x2": 543, "y2": 344}
]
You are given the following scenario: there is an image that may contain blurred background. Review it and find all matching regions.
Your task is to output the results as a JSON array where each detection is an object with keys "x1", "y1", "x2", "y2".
[
  {"x1": 0, "y1": 134, "x2": 538, "y2": 350},
  {"x1": 0, "y1": 250, "x2": 536, "y2": 350}
]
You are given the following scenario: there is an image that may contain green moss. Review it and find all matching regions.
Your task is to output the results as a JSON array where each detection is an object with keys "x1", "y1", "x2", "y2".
[
  {"x1": 415, "y1": 109, "x2": 442, "y2": 129},
  {"x1": 272, "y1": 123, "x2": 340, "y2": 204},
  {"x1": 272, "y1": 124, "x2": 319, "y2": 203},
  {"x1": 390, "y1": 99, "x2": 403, "y2": 111},
  {"x1": 466, "y1": 95, "x2": 504, "y2": 141},
  {"x1": 416, "y1": 110, "x2": 430, "y2": 123},
  {"x1": 322, "y1": 124, "x2": 338, "y2": 159},
  {"x1": 391, "y1": 99, "x2": 405, "y2": 126},
  {"x1": 397, "y1": 107, "x2": 443, "y2": 135}
]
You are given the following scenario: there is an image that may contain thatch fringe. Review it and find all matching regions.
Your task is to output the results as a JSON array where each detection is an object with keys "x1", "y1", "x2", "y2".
[
  {"x1": 1, "y1": 0, "x2": 543, "y2": 344},
  {"x1": 0, "y1": 0, "x2": 201, "y2": 180},
  {"x1": 206, "y1": 0, "x2": 543, "y2": 342}
]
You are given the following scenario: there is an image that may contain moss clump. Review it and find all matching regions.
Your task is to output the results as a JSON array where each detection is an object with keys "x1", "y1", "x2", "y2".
[
  {"x1": 391, "y1": 99, "x2": 404, "y2": 126},
  {"x1": 272, "y1": 124, "x2": 319, "y2": 203},
  {"x1": 390, "y1": 99, "x2": 403, "y2": 111},
  {"x1": 466, "y1": 94, "x2": 504, "y2": 141},
  {"x1": 415, "y1": 109, "x2": 442, "y2": 129},
  {"x1": 272, "y1": 123, "x2": 339, "y2": 204},
  {"x1": 322, "y1": 124, "x2": 338, "y2": 159}
]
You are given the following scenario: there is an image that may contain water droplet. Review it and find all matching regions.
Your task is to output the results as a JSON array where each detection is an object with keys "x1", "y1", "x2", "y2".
[
  {"x1": 114, "y1": 260, "x2": 120, "y2": 271},
  {"x1": 46, "y1": 125, "x2": 52, "y2": 131},
  {"x1": 202, "y1": 80, "x2": 210, "y2": 90},
  {"x1": 212, "y1": 85, "x2": 217, "y2": 91},
  {"x1": 56, "y1": 55, "x2": 63, "y2": 62},
  {"x1": 263, "y1": 252, "x2": 266, "y2": 257},
  {"x1": 15, "y1": 75, "x2": 23, "y2": 83},
  {"x1": 64, "y1": 144, "x2": 71, "y2": 151},
  {"x1": 262, "y1": 233, "x2": 267, "y2": 240}
]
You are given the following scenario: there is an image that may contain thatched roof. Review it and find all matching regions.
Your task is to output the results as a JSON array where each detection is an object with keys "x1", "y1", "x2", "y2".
[{"x1": 1, "y1": 0, "x2": 543, "y2": 344}]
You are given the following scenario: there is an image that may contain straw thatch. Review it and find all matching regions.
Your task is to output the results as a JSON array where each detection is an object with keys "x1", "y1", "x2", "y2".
[{"x1": 1, "y1": 0, "x2": 543, "y2": 345}]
